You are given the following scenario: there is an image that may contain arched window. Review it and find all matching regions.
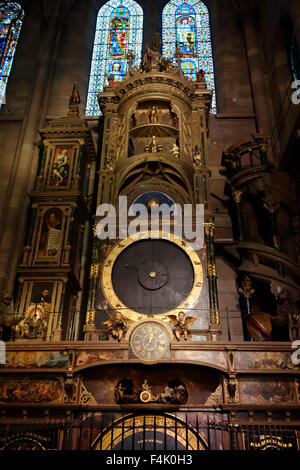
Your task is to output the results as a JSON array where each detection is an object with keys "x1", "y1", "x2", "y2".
[
  {"x1": 0, "y1": 2, "x2": 24, "y2": 107},
  {"x1": 162, "y1": 1, "x2": 216, "y2": 113},
  {"x1": 86, "y1": 0, "x2": 143, "y2": 116}
]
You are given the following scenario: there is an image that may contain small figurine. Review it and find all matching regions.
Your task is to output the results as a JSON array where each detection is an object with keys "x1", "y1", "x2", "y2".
[
  {"x1": 168, "y1": 311, "x2": 197, "y2": 341},
  {"x1": 126, "y1": 49, "x2": 136, "y2": 69},
  {"x1": 196, "y1": 68, "x2": 206, "y2": 83},
  {"x1": 171, "y1": 142, "x2": 180, "y2": 158},
  {"x1": 193, "y1": 146, "x2": 202, "y2": 168},
  {"x1": 149, "y1": 105, "x2": 159, "y2": 123},
  {"x1": 107, "y1": 74, "x2": 115, "y2": 87},
  {"x1": 144, "y1": 135, "x2": 162, "y2": 153},
  {"x1": 16, "y1": 305, "x2": 48, "y2": 340},
  {"x1": 105, "y1": 155, "x2": 115, "y2": 172},
  {"x1": 104, "y1": 311, "x2": 128, "y2": 341}
]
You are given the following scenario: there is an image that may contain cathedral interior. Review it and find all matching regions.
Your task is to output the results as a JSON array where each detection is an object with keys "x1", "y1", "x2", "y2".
[{"x1": 0, "y1": 0, "x2": 300, "y2": 451}]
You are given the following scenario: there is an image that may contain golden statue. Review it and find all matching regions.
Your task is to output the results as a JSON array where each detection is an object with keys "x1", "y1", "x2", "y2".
[
  {"x1": 104, "y1": 311, "x2": 128, "y2": 341},
  {"x1": 168, "y1": 311, "x2": 197, "y2": 341}
]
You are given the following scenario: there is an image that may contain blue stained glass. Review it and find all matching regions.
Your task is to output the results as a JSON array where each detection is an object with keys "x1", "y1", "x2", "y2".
[
  {"x1": 0, "y1": 2, "x2": 23, "y2": 107},
  {"x1": 162, "y1": 0, "x2": 217, "y2": 113},
  {"x1": 86, "y1": 0, "x2": 143, "y2": 116}
]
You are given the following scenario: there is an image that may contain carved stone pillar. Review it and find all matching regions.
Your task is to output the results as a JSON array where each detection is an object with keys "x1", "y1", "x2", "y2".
[
  {"x1": 231, "y1": 189, "x2": 244, "y2": 241},
  {"x1": 262, "y1": 198, "x2": 284, "y2": 277},
  {"x1": 239, "y1": 0, "x2": 273, "y2": 134}
]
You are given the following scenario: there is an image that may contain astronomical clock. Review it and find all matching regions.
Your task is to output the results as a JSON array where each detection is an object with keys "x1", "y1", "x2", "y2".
[{"x1": 84, "y1": 47, "x2": 221, "y2": 346}]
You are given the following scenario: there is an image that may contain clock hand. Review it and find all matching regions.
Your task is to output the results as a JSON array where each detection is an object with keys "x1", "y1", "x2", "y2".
[{"x1": 125, "y1": 264, "x2": 139, "y2": 272}]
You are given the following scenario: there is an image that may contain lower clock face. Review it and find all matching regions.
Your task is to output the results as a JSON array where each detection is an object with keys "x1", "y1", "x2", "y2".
[
  {"x1": 111, "y1": 239, "x2": 194, "y2": 316},
  {"x1": 130, "y1": 321, "x2": 170, "y2": 361}
]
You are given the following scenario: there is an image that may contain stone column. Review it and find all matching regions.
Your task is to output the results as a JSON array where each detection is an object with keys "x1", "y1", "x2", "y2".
[
  {"x1": 231, "y1": 189, "x2": 244, "y2": 241},
  {"x1": 262, "y1": 199, "x2": 284, "y2": 277},
  {"x1": 239, "y1": 0, "x2": 273, "y2": 134}
]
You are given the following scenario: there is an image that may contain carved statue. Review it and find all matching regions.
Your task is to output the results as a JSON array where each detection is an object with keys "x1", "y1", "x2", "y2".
[
  {"x1": 168, "y1": 311, "x2": 197, "y2": 341},
  {"x1": 149, "y1": 105, "x2": 159, "y2": 123},
  {"x1": 142, "y1": 47, "x2": 162, "y2": 72},
  {"x1": 144, "y1": 135, "x2": 162, "y2": 153},
  {"x1": 192, "y1": 146, "x2": 202, "y2": 168},
  {"x1": 104, "y1": 311, "x2": 128, "y2": 341},
  {"x1": 126, "y1": 49, "x2": 136, "y2": 69},
  {"x1": 0, "y1": 294, "x2": 23, "y2": 341},
  {"x1": 196, "y1": 68, "x2": 206, "y2": 83},
  {"x1": 171, "y1": 142, "x2": 180, "y2": 158},
  {"x1": 107, "y1": 74, "x2": 115, "y2": 87},
  {"x1": 16, "y1": 305, "x2": 48, "y2": 340},
  {"x1": 105, "y1": 155, "x2": 115, "y2": 171}
]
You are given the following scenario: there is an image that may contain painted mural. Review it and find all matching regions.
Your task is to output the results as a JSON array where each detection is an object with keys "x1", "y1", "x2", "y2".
[
  {"x1": 0, "y1": 378, "x2": 63, "y2": 403},
  {"x1": 2, "y1": 350, "x2": 69, "y2": 369},
  {"x1": 76, "y1": 350, "x2": 124, "y2": 367},
  {"x1": 174, "y1": 350, "x2": 227, "y2": 369},
  {"x1": 235, "y1": 351, "x2": 299, "y2": 370},
  {"x1": 239, "y1": 377, "x2": 296, "y2": 405}
]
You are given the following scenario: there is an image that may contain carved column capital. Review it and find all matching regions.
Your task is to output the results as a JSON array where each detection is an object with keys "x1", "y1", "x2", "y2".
[
  {"x1": 232, "y1": 189, "x2": 244, "y2": 204},
  {"x1": 262, "y1": 198, "x2": 280, "y2": 214}
]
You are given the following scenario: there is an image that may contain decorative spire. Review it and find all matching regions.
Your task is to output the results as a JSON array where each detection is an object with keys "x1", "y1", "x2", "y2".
[{"x1": 68, "y1": 82, "x2": 81, "y2": 117}]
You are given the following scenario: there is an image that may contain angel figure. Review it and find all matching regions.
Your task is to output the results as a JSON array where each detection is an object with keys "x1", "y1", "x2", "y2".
[
  {"x1": 104, "y1": 311, "x2": 128, "y2": 341},
  {"x1": 168, "y1": 311, "x2": 197, "y2": 341}
]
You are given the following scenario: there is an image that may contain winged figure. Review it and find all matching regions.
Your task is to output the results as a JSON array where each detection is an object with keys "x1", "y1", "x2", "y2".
[{"x1": 168, "y1": 311, "x2": 197, "y2": 341}]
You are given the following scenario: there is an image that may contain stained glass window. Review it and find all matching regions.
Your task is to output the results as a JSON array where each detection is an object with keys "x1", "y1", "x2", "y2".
[
  {"x1": 86, "y1": 0, "x2": 143, "y2": 116},
  {"x1": 0, "y1": 2, "x2": 23, "y2": 107},
  {"x1": 162, "y1": 1, "x2": 216, "y2": 113}
]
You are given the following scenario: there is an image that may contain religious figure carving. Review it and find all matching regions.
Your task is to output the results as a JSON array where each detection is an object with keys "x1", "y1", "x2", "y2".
[
  {"x1": 142, "y1": 47, "x2": 162, "y2": 72},
  {"x1": 16, "y1": 304, "x2": 48, "y2": 340},
  {"x1": 149, "y1": 105, "x2": 159, "y2": 123},
  {"x1": 144, "y1": 135, "x2": 162, "y2": 153},
  {"x1": 168, "y1": 311, "x2": 197, "y2": 341},
  {"x1": 193, "y1": 146, "x2": 202, "y2": 168},
  {"x1": 171, "y1": 142, "x2": 180, "y2": 158},
  {"x1": 51, "y1": 148, "x2": 70, "y2": 187},
  {"x1": 105, "y1": 155, "x2": 115, "y2": 172},
  {"x1": 196, "y1": 68, "x2": 206, "y2": 83},
  {"x1": 104, "y1": 311, "x2": 128, "y2": 341}
]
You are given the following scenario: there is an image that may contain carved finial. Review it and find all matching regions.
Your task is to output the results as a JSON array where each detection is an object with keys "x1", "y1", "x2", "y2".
[{"x1": 68, "y1": 83, "x2": 81, "y2": 117}]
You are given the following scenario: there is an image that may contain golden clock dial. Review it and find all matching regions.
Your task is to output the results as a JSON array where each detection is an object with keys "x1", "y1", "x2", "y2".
[
  {"x1": 101, "y1": 231, "x2": 203, "y2": 322},
  {"x1": 129, "y1": 321, "x2": 170, "y2": 362}
]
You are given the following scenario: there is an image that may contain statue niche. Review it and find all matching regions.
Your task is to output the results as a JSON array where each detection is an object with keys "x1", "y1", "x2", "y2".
[{"x1": 128, "y1": 100, "x2": 179, "y2": 158}]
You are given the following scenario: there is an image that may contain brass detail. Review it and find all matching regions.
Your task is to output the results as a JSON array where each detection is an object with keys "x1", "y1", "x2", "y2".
[
  {"x1": 239, "y1": 275, "x2": 255, "y2": 299},
  {"x1": 101, "y1": 231, "x2": 203, "y2": 322},
  {"x1": 149, "y1": 271, "x2": 156, "y2": 278},
  {"x1": 86, "y1": 310, "x2": 96, "y2": 325},
  {"x1": 263, "y1": 199, "x2": 280, "y2": 214},
  {"x1": 90, "y1": 263, "x2": 100, "y2": 279},
  {"x1": 232, "y1": 189, "x2": 244, "y2": 204}
]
